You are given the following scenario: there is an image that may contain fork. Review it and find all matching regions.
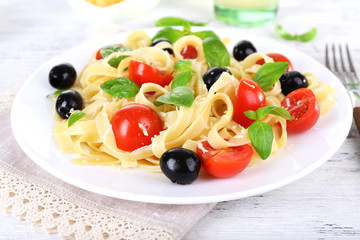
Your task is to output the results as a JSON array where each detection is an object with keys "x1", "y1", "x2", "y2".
[{"x1": 325, "y1": 44, "x2": 360, "y2": 134}]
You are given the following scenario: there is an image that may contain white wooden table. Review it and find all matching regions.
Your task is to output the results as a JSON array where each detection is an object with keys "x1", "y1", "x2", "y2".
[{"x1": 1, "y1": 0, "x2": 360, "y2": 239}]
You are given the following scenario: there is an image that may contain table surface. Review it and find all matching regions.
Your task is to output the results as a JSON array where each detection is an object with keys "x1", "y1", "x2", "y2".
[{"x1": 1, "y1": 0, "x2": 360, "y2": 239}]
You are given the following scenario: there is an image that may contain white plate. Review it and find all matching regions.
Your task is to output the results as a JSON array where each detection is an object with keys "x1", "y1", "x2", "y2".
[{"x1": 11, "y1": 28, "x2": 352, "y2": 204}]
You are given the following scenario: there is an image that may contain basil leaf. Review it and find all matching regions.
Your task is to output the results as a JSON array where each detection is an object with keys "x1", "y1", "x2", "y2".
[
  {"x1": 203, "y1": 37, "x2": 230, "y2": 68},
  {"x1": 100, "y1": 77, "x2": 139, "y2": 98},
  {"x1": 298, "y1": 28, "x2": 317, "y2": 42},
  {"x1": 100, "y1": 45, "x2": 132, "y2": 58},
  {"x1": 244, "y1": 110, "x2": 257, "y2": 120},
  {"x1": 171, "y1": 70, "x2": 193, "y2": 89},
  {"x1": 183, "y1": 21, "x2": 191, "y2": 34},
  {"x1": 254, "y1": 106, "x2": 277, "y2": 120},
  {"x1": 155, "y1": 17, "x2": 208, "y2": 27},
  {"x1": 253, "y1": 62, "x2": 289, "y2": 91},
  {"x1": 246, "y1": 106, "x2": 291, "y2": 159},
  {"x1": 152, "y1": 27, "x2": 185, "y2": 44},
  {"x1": 254, "y1": 106, "x2": 292, "y2": 121},
  {"x1": 108, "y1": 55, "x2": 130, "y2": 68},
  {"x1": 154, "y1": 86, "x2": 194, "y2": 107},
  {"x1": 245, "y1": 106, "x2": 292, "y2": 122},
  {"x1": 192, "y1": 30, "x2": 220, "y2": 40},
  {"x1": 174, "y1": 59, "x2": 195, "y2": 72},
  {"x1": 275, "y1": 24, "x2": 297, "y2": 40},
  {"x1": 46, "y1": 89, "x2": 67, "y2": 99},
  {"x1": 68, "y1": 111, "x2": 86, "y2": 127},
  {"x1": 347, "y1": 82, "x2": 359, "y2": 89},
  {"x1": 275, "y1": 24, "x2": 317, "y2": 42},
  {"x1": 354, "y1": 91, "x2": 360, "y2": 100},
  {"x1": 267, "y1": 107, "x2": 292, "y2": 120},
  {"x1": 248, "y1": 121, "x2": 274, "y2": 160}
]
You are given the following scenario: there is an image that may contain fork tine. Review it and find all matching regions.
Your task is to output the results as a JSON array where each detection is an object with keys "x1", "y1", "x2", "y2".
[
  {"x1": 325, "y1": 44, "x2": 330, "y2": 69},
  {"x1": 345, "y1": 44, "x2": 360, "y2": 82},
  {"x1": 339, "y1": 45, "x2": 347, "y2": 72},
  {"x1": 332, "y1": 44, "x2": 339, "y2": 73}
]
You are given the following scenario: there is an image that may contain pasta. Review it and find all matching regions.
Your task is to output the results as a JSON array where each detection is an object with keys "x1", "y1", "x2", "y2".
[{"x1": 53, "y1": 29, "x2": 336, "y2": 173}]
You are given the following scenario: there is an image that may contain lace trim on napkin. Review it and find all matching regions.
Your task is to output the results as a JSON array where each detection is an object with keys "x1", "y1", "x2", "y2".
[{"x1": 0, "y1": 163, "x2": 174, "y2": 240}]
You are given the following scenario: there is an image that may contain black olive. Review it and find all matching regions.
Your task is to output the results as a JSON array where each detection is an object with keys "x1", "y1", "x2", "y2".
[
  {"x1": 163, "y1": 48, "x2": 174, "y2": 55},
  {"x1": 55, "y1": 90, "x2": 83, "y2": 119},
  {"x1": 203, "y1": 66, "x2": 232, "y2": 90},
  {"x1": 49, "y1": 63, "x2": 77, "y2": 89},
  {"x1": 233, "y1": 40, "x2": 257, "y2": 61},
  {"x1": 151, "y1": 38, "x2": 171, "y2": 46},
  {"x1": 160, "y1": 148, "x2": 201, "y2": 185},
  {"x1": 279, "y1": 71, "x2": 308, "y2": 96},
  {"x1": 151, "y1": 38, "x2": 174, "y2": 55}
]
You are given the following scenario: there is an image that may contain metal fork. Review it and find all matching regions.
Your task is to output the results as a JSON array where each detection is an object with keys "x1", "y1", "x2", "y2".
[{"x1": 325, "y1": 44, "x2": 360, "y2": 133}]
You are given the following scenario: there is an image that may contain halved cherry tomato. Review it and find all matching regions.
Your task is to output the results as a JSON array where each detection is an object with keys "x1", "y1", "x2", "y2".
[
  {"x1": 181, "y1": 45, "x2": 198, "y2": 59},
  {"x1": 196, "y1": 141, "x2": 253, "y2": 178},
  {"x1": 96, "y1": 48, "x2": 103, "y2": 60},
  {"x1": 233, "y1": 79, "x2": 266, "y2": 128},
  {"x1": 256, "y1": 53, "x2": 293, "y2": 71},
  {"x1": 128, "y1": 60, "x2": 173, "y2": 87},
  {"x1": 281, "y1": 88, "x2": 320, "y2": 133},
  {"x1": 111, "y1": 104, "x2": 163, "y2": 151},
  {"x1": 95, "y1": 44, "x2": 123, "y2": 60}
]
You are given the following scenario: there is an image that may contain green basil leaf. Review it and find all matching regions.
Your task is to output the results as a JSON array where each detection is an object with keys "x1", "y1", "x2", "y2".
[
  {"x1": 108, "y1": 55, "x2": 130, "y2": 68},
  {"x1": 203, "y1": 37, "x2": 230, "y2": 68},
  {"x1": 276, "y1": 24, "x2": 317, "y2": 42},
  {"x1": 152, "y1": 27, "x2": 185, "y2": 44},
  {"x1": 174, "y1": 59, "x2": 195, "y2": 72},
  {"x1": 255, "y1": 106, "x2": 292, "y2": 121},
  {"x1": 100, "y1": 77, "x2": 139, "y2": 98},
  {"x1": 100, "y1": 45, "x2": 132, "y2": 58},
  {"x1": 353, "y1": 91, "x2": 360, "y2": 100},
  {"x1": 68, "y1": 111, "x2": 86, "y2": 127},
  {"x1": 245, "y1": 106, "x2": 292, "y2": 122},
  {"x1": 347, "y1": 82, "x2": 359, "y2": 89},
  {"x1": 275, "y1": 24, "x2": 297, "y2": 40},
  {"x1": 253, "y1": 62, "x2": 289, "y2": 91},
  {"x1": 298, "y1": 28, "x2": 317, "y2": 42},
  {"x1": 155, "y1": 17, "x2": 208, "y2": 27},
  {"x1": 183, "y1": 21, "x2": 191, "y2": 34},
  {"x1": 267, "y1": 107, "x2": 292, "y2": 120},
  {"x1": 171, "y1": 70, "x2": 193, "y2": 89},
  {"x1": 192, "y1": 30, "x2": 220, "y2": 40},
  {"x1": 244, "y1": 110, "x2": 257, "y2": 120},
  {"x1": 154, "y1": 86, "x2": 194, "y2": 107},
  {"x1": 248, "y1": 121, "x2": 274, "y2": 160},
  {"x1": 255, "y1": 106, "x2": 278, "y2": 120},
  {"x1": 46, "y1": 89, "x2": 67, "y2": 99}
]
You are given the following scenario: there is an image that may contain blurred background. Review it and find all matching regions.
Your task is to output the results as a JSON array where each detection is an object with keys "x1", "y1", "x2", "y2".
[{"x1": 1, "y1": 0, "x2": 359, "y2": 97}]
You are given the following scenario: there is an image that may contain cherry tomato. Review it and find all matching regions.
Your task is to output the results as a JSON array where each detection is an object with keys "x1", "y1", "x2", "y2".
[
  {"x1": 128, "y1": 60, "x2": 173, "y2": 87},
  {"x1": 181, "y1": 45, "x2": 198, "y2": 59},
  {"x1": 196, "y1": 141, "x2": 253, "y2": 178},
  {"x1": 95, "y1": 48, "x2": 103, "y2": 60},
  {"x1": 281, "y1": 88, "x2": 320, "y2": 133},
  {"x1": 256, "y1": 53, "x2": 293, "y2": 71},
  {"x1": 95, "y1": 44, "x2": 123, "y2": 60},
  {"x1": 111, "y1": 104, "x2": 163, "y2": 151},
  {"x1": 233, "y1": 79, "x2": 266, "y2": 128}
]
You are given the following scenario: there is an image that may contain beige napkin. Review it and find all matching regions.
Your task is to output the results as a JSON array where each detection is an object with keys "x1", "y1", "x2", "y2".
[{"x1": 0, "y1": 88, "x2": 216, "y2": 239}]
